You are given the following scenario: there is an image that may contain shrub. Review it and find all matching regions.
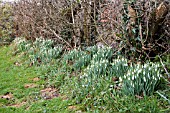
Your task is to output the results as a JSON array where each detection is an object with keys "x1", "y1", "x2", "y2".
[{"x1": 0, "y1": 2, "x2": 14, "y2": 41}]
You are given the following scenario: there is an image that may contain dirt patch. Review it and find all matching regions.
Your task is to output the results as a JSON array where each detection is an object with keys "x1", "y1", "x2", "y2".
[
  {"x1": 24, "y1": 83, "x2": 37, "y2": 88},
  {"x1": 40, "y1": 88, "x2": 59, "y2": 100},
  {"x1": 0, "y1": 92, "x2": 13, "y2": 99}
]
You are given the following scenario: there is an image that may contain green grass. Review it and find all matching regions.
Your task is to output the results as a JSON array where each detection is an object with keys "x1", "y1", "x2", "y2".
[{"x1": 0, "y1": 46, "x2": 74, "y2": 113}]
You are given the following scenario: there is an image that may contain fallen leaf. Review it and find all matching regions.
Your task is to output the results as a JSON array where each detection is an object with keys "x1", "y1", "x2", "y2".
[
  {"x1": 0, "y1": 93, "x2": 13, "y2": 99},
  {"x1": 112, "y1": 77, "x2": 119, "y2": 82},
  {"x1": 68, "y1": 106, "x2": 77, "y2": 110},
  {"x1": 135, "y1": 95, "x2": 143, "y2": 99},
  {"x1": 114, "y1": 86, "x2": 121, "y2": 90},
  {"x1": 10, "y1": 101, "x2": 26, "y2": 108},
  {"x1": 33, "y1": 77, "x2": 40, "y2": 82},
  {"x1": 40, "y1": 88, "x2": 59, "y2": 100},
  {"x1": 29, "y1": 62, "x2": 33, "y2": 67},
  {"x1": 24, "y1": 83, "x2": 37, "y2": 88},
  {"x1": 61, "y1": 95, "x2": 68, "y2": 101},
  {"x1": 14, "y1": 62, "x2": 21, "y2": 66}
]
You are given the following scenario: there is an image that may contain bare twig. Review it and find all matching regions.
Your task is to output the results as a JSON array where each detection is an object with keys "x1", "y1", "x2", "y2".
[
  {"x1": 48, "y1": 28, "x2": 72, "y2": 48},
  {"x1": 158, "y1": 55, "x2": 170, "y2": 78}
]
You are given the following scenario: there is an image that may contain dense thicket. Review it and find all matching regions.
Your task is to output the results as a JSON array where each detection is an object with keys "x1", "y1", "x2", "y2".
[{"x1": 1, "y1": 0, "x2": 170, "y2": 61}]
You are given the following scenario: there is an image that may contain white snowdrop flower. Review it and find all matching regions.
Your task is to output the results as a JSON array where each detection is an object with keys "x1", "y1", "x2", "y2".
[
  {"x1": 144, "y1": 64, "x2": 147, "y2": 68},
  {"x1": 147, "y1": 73, "x2": 150, "y2": 79},
  {"x1": 132, "y1": 72, "x2": 135, "y2": 75},
  {"x1": 123, "y1": 63, "x2": 128, "y2": 66},
  {"x1": 158, "y1": 76, "x2": 160, "y2": 80},
  {"x1": 110, "y1": 85, "x2": 114, "y2": 87},
  {"x1": 154, "y1": 76, "x2": 157, "y2": 81},
  {"x1": 82, "y1": 85, "x2": 85, "y2": 87},
  {"x1": 157, "y1": 71, "x2": 160, "y2": 76},
  {"x1": 132, "y1": 76, "x2": 135, "y2": 80},
  {"x1": 84, "y1": 74, "x2": 88, "y2": 77},
  {"x1": 132, "y1": 83, "x2": 135, "y2": 88},
  {"x1": 128, "y1": 77, "x2": 130, "y2": 80},
  {"x1": 143, "y1": 77, "x2": 146, "y2": 82},
  {"x1": 127, "y1": 72, "x2": 130, "y2": 76},
  {"x1": 152, "y1": 76, "x2": 155, "y2": 80},
  {"x1": 118, "y1": 83, "x2": 122, "y2": 86},
  {"x1": 130, "y1": 82, "x2": 134, "y2": 87},
  {"x1": 124, "y1": 75, "x2": 126, "y2": 79},
  {"x1": 130, "y1": 81, "x2": 132, "y2": 85},
  {"x1": 119, "y1": 77, "x2": 122, "y2": 82}
]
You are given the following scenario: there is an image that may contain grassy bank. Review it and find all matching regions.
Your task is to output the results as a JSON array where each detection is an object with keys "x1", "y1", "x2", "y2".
[
  {"x1": 0, "y1": 46, "x2": 73, "y2": 113},
  {"x1": 0, "y1": 41, "x2": 169, "y2": 112}
]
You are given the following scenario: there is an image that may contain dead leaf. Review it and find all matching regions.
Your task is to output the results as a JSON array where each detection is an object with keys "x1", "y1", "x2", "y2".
[
  {"x1": 10, "y1": 101, "x2": 26, "y2": 108},
  {"x1": 40, "y1": 88, "x2": 59, "y2": 100},
  {"x1": 114, "y1": 86, "x2": 121, "y2": 90},
  {"x1": 33, "y1": 77, "x2": 40, "y2": 82},
  {"x1": 61, "y1": 95, "x2": 68, "y2": 101},
  {"x1": 135, "y1": 95, "x2": 143, "y2": 99},
  {"x1": 156, "y1": 2, "x2": 168, "y2": 21},
  {"x1": 14, "y1": 62, "x2": 21, "y2": 66},
  {"x1": 112, "y1": 77, "x2": 119, "y2": 82},
  {"x1": 68, "y1": 106, "x2": 77, "y2": 110},
  {"x1": 29, "y1": 62, "x2": 33, "y2": 67},
  {"x1": 128, "y1": 5, "x2": 136, "y2": 25},
  {"x1": 0, "y1": 93, "x2": 13, "y2": 99},
  {"x1": 24, "y1": 83, "x2": 37, "y2": 88}
]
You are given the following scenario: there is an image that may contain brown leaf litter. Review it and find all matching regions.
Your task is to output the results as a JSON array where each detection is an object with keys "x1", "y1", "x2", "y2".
[
  {"x1": 24, "y1": 83, "x2": 37, "y2": 88},
  {"x1": 40, "y1": 88, "x2": 59, "y2": 100},
  {"x1": 68, "y1": 105, "x2": 77, "y2": 110},
  {"x1": 14, "y1": 62, "x2": 21, "y2": 66},
  {"x1": 32, "y1": 77, "x2": 40, "y2": 82},
  {"x1": 9, "y1": 101, "x2": 27, "y2": 108},
  {"x1": 0, "y1": 92, "x2": 13, "y2": 99}
]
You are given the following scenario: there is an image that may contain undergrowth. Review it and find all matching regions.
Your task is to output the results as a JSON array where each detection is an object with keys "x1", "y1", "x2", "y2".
[{"x1": 9, "y1": 37, "x2": 170, "y2": 112}]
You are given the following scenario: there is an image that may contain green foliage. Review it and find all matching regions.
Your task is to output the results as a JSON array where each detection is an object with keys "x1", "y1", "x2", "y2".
[
  {"x1": 63, "y1": 49, "x2": 86, "y2": 62},
  {"x1": 64, "y1": 46, "x2": 113, "y2": 71},
  {"x1": 14, "y1": 38, "x2": 31, "y2": 52},
  {"x1": 111, "y1": 57, "x2": 129, "y2": 77},
  {"x1": 15, "y1": 37, "x2": 62, "y2": 65}
]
